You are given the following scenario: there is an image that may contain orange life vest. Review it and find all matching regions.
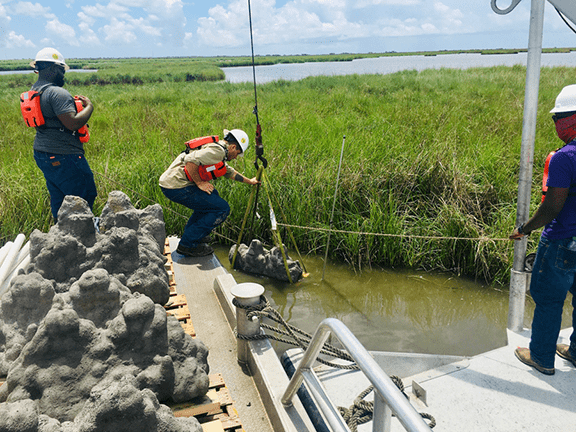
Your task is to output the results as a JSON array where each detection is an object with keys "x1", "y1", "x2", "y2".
[
  {"x1": 542, "y1": 150, "x2": 558, "y2": 202},
  {"x1": 74, "y1": 97, "x2": 90, "y2": 143},
  {"x1": 182, "y1": 135, "x2": 228, "y2": 182},
  {"x1": 20, "y1": 85, "x2": 49, "y2": 127},
  {"x1": 20, "y1": 87, "x2": 90, "y2": 143}
]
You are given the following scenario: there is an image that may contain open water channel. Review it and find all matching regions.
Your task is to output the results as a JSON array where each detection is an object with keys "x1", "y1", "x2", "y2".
[
  {"x1": 213, "y1": 245, "x2": 572, "y2": 358},
  {"x1": 221, "y1": 51, "x2": 576, "y2": 357},
  {"x1": 223, "y1": 51, "x2": 576, "y2": 83}
]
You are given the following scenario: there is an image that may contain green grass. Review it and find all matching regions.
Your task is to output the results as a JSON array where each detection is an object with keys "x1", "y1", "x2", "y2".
[{"x1": 1, "y1": 61, "x2": 574, "y2": 286}]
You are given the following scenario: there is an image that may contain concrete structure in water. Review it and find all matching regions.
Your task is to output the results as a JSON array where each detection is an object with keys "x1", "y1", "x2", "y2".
[
  {"x1": 229, "y1": 239, "x2": 303, "y2": 282},
  {"x1": 0, "y1": 192, "x2": 209, "y2": 432}
]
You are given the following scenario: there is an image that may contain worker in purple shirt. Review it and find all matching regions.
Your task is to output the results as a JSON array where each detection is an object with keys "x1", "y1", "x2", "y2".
[{"x1": 510, "y1": 84, "x2": 576, "y2": 375}]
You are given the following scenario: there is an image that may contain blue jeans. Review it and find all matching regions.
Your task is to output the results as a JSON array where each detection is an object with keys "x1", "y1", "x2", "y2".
[
  {"x1": 34, "y1": 151, "x2": 97, "y2": 221},
  {"x1": 161, "y1": 185, "x2": 230, "y2": 248},
  {"x1": 529, "y1": 236, "x2": 576, "y2": 368}
]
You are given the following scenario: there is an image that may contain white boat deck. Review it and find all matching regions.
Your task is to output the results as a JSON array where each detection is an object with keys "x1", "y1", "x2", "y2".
[
  {"x1": 168, "y1": 235, "x2": 575, "y2": 432},
  {"x1": 285, "y1": 327, "x2": 576, "y2": 432}
]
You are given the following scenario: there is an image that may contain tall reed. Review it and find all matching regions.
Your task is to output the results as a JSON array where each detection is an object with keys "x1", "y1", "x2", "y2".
[{"x1": 1, "y1": 63, "x2": 574, "y2": 285}]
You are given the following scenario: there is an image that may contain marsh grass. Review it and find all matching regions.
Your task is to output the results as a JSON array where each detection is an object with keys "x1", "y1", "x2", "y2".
[{"x1": 1, "y1": 61, "x2": 574, "y2": 285}]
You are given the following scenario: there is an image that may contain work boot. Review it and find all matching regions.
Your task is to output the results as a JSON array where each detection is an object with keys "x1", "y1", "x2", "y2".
[
  {"x1": 556, "y1": 344, "x2": 576, "y2": 367},
  {"x1": 514, "y1": 347, "x2": 555, "y2": 375},
  {"x1": 176, "y1": 243, "x2": 214, "y2": 257}
]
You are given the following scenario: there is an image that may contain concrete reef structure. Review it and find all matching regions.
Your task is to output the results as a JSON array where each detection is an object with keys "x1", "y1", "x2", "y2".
[
  {"x1": 229, "y1": 239, "x2": 303, "y2": 282},
  {"x1": 0, "y1": 192, "x2": 208, "y2": 431},
  {"x1": 28, "y1": 191, "x2": 170, "y2": 304}
]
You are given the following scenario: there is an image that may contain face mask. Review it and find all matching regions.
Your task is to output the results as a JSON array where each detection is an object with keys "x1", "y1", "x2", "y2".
[{"x1": 554, "y1": 113, "x2": 576, "y2": 143}]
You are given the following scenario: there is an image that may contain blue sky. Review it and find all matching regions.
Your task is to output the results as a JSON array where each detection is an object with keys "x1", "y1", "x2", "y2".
[{"x1": 0, "y1": 0, "x2": 575, "y2": 61}]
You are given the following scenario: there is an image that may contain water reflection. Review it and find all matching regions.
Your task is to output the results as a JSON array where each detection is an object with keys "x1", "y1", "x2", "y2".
[{"x1": 214, "y1": 245, "x2": 572, "y2": 357}]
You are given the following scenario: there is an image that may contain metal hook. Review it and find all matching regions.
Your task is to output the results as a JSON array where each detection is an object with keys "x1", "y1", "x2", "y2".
[{"x1": 491, "y1": 0, "x2": 523, "y2": 15}]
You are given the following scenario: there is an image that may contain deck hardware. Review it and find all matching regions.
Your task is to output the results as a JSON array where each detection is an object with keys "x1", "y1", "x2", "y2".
[
  {"x1": 412, "y1": 381, "x2": 428, "y2": 406},
  {"x1": 231, "y1": 282, "x2": 265, "y2": 365}
]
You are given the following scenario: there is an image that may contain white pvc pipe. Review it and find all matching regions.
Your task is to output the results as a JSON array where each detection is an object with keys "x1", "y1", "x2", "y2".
[
  {"x1": 0, "y1": 254, "x2": 30, "y2": 296},
  {"x1": 0, "y1": 234, "x2": 26, "y2": 290},
  {"x1": 0, "y1": 242, "x2": 14, "y2": 269},
  {"x1": 13, "y1": 242, "x2": 30, "y2": 270}
]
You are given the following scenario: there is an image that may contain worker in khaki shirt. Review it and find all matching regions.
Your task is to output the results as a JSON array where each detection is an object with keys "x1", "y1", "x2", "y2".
[{"x1": 160, "y1": 129, "x2": 260, "y2": 257}]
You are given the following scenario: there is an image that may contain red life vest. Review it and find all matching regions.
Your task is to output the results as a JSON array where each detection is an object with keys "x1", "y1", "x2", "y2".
[
  {"x1": 542, "y1": 150, "x2": 558, "y2": 202},
  {"x1": 20, "y1": 87, "x2": 48, "y2": 127},
  {"x1": 182, "y1": 135, "x2": 228, "y2": 182},
  {"x1": 74, "y1": 97, "x2": 90, "y2": 143},
  {"x1": 20, "y1": 87, "x2": 89, "y2": 143}
]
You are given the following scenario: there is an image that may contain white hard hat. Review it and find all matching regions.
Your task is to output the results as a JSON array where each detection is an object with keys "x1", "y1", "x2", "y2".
[
  {"x1": 550, "y1": 84, "x2": 576, "y2": 113},
  {"x1": 225, "y1": 129, "x2": 249, "y2": 154},
  {"x1": 30, "y1": 47, "x2": 69, "y2": 71}
]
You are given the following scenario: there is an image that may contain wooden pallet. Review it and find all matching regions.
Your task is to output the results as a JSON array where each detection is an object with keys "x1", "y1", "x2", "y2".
[
  {"x1": 164, "y1": 240, "x2": 177, "y2": 295},
  {"x1": 163, "y1": 239, "x2": 196, "y2": 338},
  {"x1": 165, "y1": 294, "x2": 196, "y2": 338},
  {"x1": 170, "y1": 373, "x2": 245, "y2": 432},
  {"x1": 163, "y1": 240, "x2": 244, "y2": 431}
]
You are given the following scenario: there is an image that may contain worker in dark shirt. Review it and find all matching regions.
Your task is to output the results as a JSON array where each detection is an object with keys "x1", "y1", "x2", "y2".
[
  {"x1": 28, "y1": 47, "x2": 96, "y2": 222},
  {"x1": 510, "y1": 84, "x2": 576, "y2": 375}
]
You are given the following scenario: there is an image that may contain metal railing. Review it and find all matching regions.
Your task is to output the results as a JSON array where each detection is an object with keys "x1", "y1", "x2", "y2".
[{"x1": 281, "y1": 318, "x2": 432, "y2": 432}]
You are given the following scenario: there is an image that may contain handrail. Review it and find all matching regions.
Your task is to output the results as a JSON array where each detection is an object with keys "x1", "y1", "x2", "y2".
[{"x1": 281, "y1": 318, "x2": 432, "y2": 432}]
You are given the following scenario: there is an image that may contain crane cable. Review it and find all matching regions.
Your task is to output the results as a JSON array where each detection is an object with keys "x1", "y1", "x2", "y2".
[
  {"x1": 248, "y1": 0, "x2": 267, "y2": 170},
  {"x1": 245, "y1": 0, "x2": 267, "y2": 246}
]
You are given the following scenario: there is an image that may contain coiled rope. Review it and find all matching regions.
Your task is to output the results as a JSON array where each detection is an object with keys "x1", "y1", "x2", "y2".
[{"x1": 233, "y1": 295, "x2": 436, "y2": 429}]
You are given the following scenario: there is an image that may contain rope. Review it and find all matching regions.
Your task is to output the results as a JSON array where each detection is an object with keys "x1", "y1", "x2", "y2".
[
  {"x1": 94, "y1": 169, "x2": 516, "y2": 246},
  {"x1": 337, "y1": 385, "x2": 436, "y2": 431},
  {"x1": 234, "y1": 295, "x2": 436, "y2": 429},
  {"x1": 233, "y1": 295, "x2": 357, "y2": 369},
  {"x1": 277, "y1": 222, "x2": 513, "y2": 242}
]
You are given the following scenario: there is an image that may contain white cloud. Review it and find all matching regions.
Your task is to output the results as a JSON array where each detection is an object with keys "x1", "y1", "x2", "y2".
[
  {"x1": 10, "y1": 2, "x2": 54, "y2": 18},
  {"x1": 5, "y1": 30, "x2": 35, "y2": 48},
  {"x1": 434, "y1": 1, "x2": 463, "y2": 31},
  {"x1": 80, "y1": 0, "x2": 185, "y2": 46},
  {"x1": 78, "y1": 11, "x2": 96, "y2": 27},
  {"x1": 79, "y1": 21, "x2": 101, "y2": 45},
  {"x1": 0, "y1": 3, "x2": 10, "y2": 23},
  {"x1": 102, "y1": 17, "x2": 138, "y2": 44},
  {"x1": 46, "y1": 18, "x2": 79, "y2": 46},
  {"x1": 356, "y1": 0, "x2": 420, "y2": 5},
  {"x1": 197, "y1": 0, "x2": 369, "y2": 48}
]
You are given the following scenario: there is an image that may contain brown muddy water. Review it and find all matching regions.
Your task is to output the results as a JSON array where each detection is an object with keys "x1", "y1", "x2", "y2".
[{"x1": 213, "y1": 245, "x2": 573, "y2": 357}]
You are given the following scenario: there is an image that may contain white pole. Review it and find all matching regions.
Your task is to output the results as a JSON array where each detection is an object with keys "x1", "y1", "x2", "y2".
[
  {"x1": 508, "y1": 0, "x2": 545, "y2": 332},
  {"x1": 322, "y1": 135, "x2": 346, "y2": 280}
]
